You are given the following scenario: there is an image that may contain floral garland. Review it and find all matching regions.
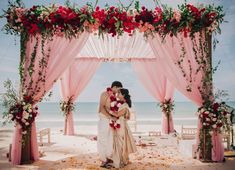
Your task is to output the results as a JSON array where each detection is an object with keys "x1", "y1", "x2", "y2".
[
  {"x1": 1, "y1": 1, "x2": 224, "y2": 38},
  {"x1": 196, "y1": 102, "x2": 231, "y2": 160},
  {"x1": 106, "y1": 87, "x2": 123, "y2": 130},
  {"x1": 60, "y1": 96, "x2": 75, "y2": 116}
]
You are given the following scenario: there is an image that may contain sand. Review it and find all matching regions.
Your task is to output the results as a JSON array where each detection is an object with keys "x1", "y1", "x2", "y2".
[{"x1": 0, "y1": 124, "x2": 235, "y2": 170}]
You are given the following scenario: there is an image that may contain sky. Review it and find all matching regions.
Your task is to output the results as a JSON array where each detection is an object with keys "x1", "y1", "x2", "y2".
[{"x1": 0, "y1": 0, "x2": 234, "y2": 102}]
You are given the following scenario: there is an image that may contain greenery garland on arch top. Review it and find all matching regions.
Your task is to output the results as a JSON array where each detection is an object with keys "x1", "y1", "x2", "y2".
[{"x1": 1, "y1": 0, "x2": 225, "y2": 38}]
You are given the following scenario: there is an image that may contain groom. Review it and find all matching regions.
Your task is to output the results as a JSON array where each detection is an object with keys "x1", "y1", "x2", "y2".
[{"x1": 97, "y1": 81, "x2": 123, "y2": 168}]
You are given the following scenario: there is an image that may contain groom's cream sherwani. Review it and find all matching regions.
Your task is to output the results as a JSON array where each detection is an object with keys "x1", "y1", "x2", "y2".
[{"x1": 97, "y1": 91, "x2": 113, "y2": 162}]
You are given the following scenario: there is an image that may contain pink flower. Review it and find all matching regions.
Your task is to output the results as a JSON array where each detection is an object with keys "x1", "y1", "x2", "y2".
[{"x1": 173, "y1": 10, "x2": 181, "y2": 22}]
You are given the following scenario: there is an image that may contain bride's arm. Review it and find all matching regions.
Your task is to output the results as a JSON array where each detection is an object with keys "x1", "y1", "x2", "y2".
[{"x1": 108, "y1": 108, "x2": 127, "y2": 118}]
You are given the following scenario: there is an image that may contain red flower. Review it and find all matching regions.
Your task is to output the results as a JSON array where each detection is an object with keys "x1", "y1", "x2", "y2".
[
  {"x1": 110, "y1": 96, "x2": 116, "y2": 102},
  {"x1": 213, "y1": 102, "x2": 219, "y2": 112},
  {"x1": 116, "y1": 124, "x2": 120, "y2": 128},
  {"x1": 106, "y1": 87, "x2": 112, "y2": 92},
  {"x1": 153, "y1": 7, "x2": 163, "y2": 24},
  {"x1": 135, "y1": 8, "x2": 155, "y2": 24},
  {"x1": 29, "y1": 23, "x2": 39, "y2": 34},
  {"x1": 186, "y1": 4, "x2": 202, "y2": 19},
  {"x1": 217, "y1": 122, "x2": 223, "y2": 128}
]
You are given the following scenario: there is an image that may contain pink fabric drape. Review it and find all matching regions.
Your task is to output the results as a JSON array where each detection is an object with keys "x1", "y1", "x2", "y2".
[
  {"x1": 148, "y1": 33, "x2": 223, "y2": 161},
  {"x1": 11, "y1": 32, "x2": 89, "y2": 165},
  {"x1": 11, "y1": 125, "x2": 22, "y2": 165},
  {"x1": 59, "y1": 58, "x2": 102, "y2": 135},
  {"x1": 131, "y1": 58, "x2": 174, "y2": 134},
  {"x1": 212, "y1": 131, "x2": 224, "y2": 162},
  {"x1": 148, "y1": 33, "x2": 203, "y2": 106}
]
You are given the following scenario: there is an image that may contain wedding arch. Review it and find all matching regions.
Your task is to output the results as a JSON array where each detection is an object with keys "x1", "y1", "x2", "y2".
[{"x1": 1, "y1": 0, "x2": 230, "y2": 166}]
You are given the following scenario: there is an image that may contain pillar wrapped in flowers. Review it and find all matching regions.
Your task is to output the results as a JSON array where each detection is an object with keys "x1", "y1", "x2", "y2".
[
  {"x1": 197, "y1": 102, "x2": 231, "y2": 162},
  {"x1": 159, "y1": 99, "x2": 174, "y2": 134},
  {"x1": 2, "y1": 80, "x2": 38, "y2": 164},
  {"x1": 60, "y1": 96, "x2": 75, "y2": 135}
]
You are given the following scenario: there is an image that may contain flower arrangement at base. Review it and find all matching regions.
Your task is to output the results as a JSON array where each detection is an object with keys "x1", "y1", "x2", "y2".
[
  {"x1": 159, "y1": 98, "x2": 174, "y2": 118},
  {"x1": 8, "y1": 95, "x2": 38, "y2": 135},
  {"x1": 1, "y1": 80, "x2": 38, "y2": 149},
  {"x1": 197, "y1": 102, "x2": 231, "y2": 133},
  {"x1": 196, "y1": 102, "x2": 231, "y2": 161},
  {"x1": 60, "y1": 96, "x2": 75, "y2": 116},
  {"x1": 159, "y1": 98, "x2": 174, "y2": 133}
]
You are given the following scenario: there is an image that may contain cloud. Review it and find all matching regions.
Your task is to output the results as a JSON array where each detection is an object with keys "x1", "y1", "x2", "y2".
[{"x1": 0, "y1": 66, "x2": 18, "y2": 74}]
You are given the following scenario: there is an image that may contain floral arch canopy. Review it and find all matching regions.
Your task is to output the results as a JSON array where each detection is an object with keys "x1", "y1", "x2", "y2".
[{"x1": 1, "y1": 0, "x2": 229, "y2": 166}]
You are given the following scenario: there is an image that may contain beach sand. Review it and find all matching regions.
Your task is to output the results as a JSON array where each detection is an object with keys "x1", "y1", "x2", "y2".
[{"x1": 0, "y1": 124, "x2": 235, "y2": 170}]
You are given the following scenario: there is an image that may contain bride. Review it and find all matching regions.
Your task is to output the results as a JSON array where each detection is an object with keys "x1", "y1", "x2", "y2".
[{"x1": 108, "y1": 88, "x2": 137, "y2": 168}]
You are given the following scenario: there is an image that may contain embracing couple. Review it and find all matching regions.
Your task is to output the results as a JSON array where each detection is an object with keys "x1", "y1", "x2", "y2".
[{"x1": 97, "y1": 81, "x2": 137, "y2": 169}]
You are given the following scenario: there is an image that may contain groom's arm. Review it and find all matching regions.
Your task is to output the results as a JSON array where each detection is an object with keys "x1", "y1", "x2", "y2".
[
  {"x1": 104, "y1": 97, "x2": 117, "y2": 120},
  {"x1": 100, "y1": 93, "x2": 113, "y2": 119},
  {"x1": 109, "y1": 108, "x2": 127, "y2": 118}
]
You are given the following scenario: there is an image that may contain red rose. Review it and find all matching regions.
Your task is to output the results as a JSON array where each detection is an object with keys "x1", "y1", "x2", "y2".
[
  {"x1": 213, "y1": 102, "x2": 220, "y2": 111},
  {"x1": 116, "y1": 124, "x2": 120, "y2": 128},
  {"x1": 217, "y1": 122, "x2": 223, "y2": 128},
  {"x1": 110, "y1": 96, "x2": 116, "y2": 102},
  {"x1": 29, "y1": 23, "x2": 39, "y2": 34}
]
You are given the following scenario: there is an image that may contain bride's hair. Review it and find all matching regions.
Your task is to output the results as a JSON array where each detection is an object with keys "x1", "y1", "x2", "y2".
[{"x1": 120, "y1": 88, "x2": 132, "y2": 108}]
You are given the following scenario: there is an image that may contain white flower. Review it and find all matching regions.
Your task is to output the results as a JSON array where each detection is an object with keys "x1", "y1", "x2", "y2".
[
  {"x1": 22, "y1": 111, "x2": 29, "y2": 120},
  {"x1": 209, "y1": 113, "x2": 214, "y2": 117},
  {"x1": 110, "y1": 101, "x2": 116, "y2": 107},
  {"x1": 212, "y1": 124, "x2": 217, "y2": 129},
  {"x1": 25, "y1": 122, "x2": 29, "y2": 126},
  {"x1": 203, "y1": 123, "x2": 206, "y2": 126},
  {"x1": 22, "y1": 102, "x2": 26, "y2": 106},
  {"x1": 23, "y1": 106, "x2": 27, "y2": 110},
  {"x1": 28, "y1": 109, "x2": 32, "y2": 113},
  {"x1": 212, "y1": 118, "x2": 217, "y2": 122},
  {"x1": 205, "y1": 111, "x2": 209, "y2": 115},
  {"x1": 206, "y1": 118, "x2": 210, "y2": 122},
  {"x1": 22, "y1": 131, "x2": 27, "y2": 135},
  {"x1": 226, "y1": 114, "x2": 231, "y2": 118}
]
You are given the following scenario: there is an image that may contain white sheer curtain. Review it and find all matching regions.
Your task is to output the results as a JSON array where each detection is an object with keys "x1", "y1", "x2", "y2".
[{"x1": 77, "y1": 32, "x2": 155, "y2": 59}]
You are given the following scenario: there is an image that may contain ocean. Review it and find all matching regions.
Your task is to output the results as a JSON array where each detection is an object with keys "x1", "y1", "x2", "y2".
[{"x1": 1, "y1": 102, "x2": 235, "y2": 129}]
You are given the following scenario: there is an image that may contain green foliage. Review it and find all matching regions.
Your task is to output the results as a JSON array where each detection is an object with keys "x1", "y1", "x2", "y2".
[{"x1": 0, "y1": 79, "x2": 19, "y2": 125}]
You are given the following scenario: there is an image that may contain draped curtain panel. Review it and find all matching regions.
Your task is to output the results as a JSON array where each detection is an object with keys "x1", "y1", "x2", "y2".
[
  {"x1": 11, "y1": 32, "x2": 89, "y2": 165},
  {"x1": 77, "y1": 32, "x2": 155, "y2": 59},
  {"x1": 148, "y1": 32, "x2": 223, "y2": 162},
  {"x1": 131, "y1": 58, "x2": 174, "y2": 134},
  {"x1": 59, "y1": 58, "x2": 102, "y2": 135}
]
